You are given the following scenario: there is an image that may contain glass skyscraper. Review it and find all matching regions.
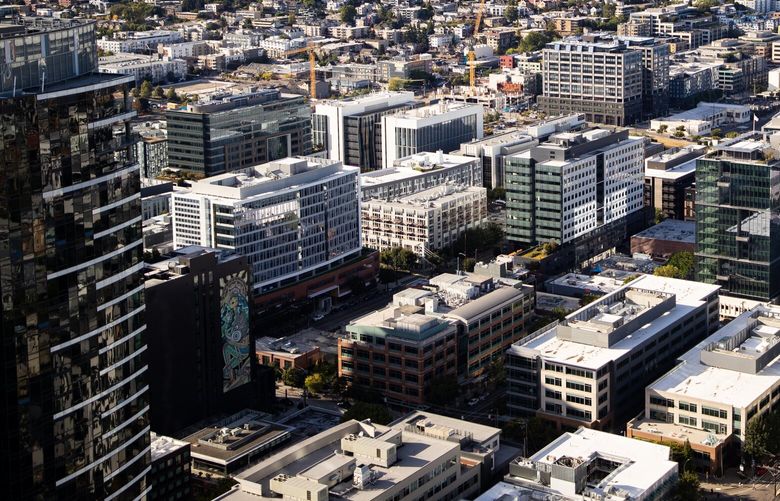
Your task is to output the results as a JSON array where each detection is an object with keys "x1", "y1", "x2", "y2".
[
  {"x1": 695, "y1": 133, "x2": 780, "y2": 301},
  {"x1": 0, "y1": 18, "x2": 149, "y2": 498}
]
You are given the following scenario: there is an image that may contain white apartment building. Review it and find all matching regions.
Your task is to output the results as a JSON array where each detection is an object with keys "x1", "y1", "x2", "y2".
[
  {"x1": 223, "y1": 413, "x2": 497, "y2": 501},
  {"x1": 99, "y1": 53, "x2": 187, "y2": 84},
  {"x1": 312, "y1": 92, "x2": 417, "y2": 169},
  {"x1": 362, "y1": 185, "x2": 487, "y2": 256},
  {"x1": 381, "y1": 101, "x2": 484, "y2": 169},
  {"x1": 629, "y1": 303, "x2": 780, "y2": 472},
  {"x1": 361, "y1": 152, "x2": 482, "y2": 201},
  {"x1": 158, "y1": 40, "x2": 213, "y2": 59},
  {"x1": 171, "y1": 157, "x2": 360, "y2": 294},
  {"x1": 259, "y1": 36, "x2": 306, "y2": 58},
  {"x1": 97, "y1": 30, "x2": 183, "y2": 53},
  {"x1": 507, "y1": 275, "x2": 720, "y2": 430}
]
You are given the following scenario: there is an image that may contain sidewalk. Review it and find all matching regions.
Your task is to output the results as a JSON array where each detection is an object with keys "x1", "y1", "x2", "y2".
[{"x1": 699, "y1": 468, "x2": 778, "y2": 500}]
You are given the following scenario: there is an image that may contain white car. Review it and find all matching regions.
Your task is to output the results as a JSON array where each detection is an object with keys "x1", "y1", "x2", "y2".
[
  {"x1": 467, "y1": 397, "x2": 480, "y2": 407},
  {"x1": 312, "y1": 313, "x2": 325, "y2": 321}
]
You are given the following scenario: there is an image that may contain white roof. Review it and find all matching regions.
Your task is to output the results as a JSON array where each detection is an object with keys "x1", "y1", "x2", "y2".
[
  {"x1": 650, "y1": 305, "x2": 780, "y2": 409},
  {"x1": 514, "y1": 275, "x2": 719, "y2": 370}
]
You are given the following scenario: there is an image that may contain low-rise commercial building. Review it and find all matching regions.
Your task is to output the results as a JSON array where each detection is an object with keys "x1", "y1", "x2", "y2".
[
  {"x1": 256, "y1": 334, "x2": 324, "y2": 371},
  {"x1": 361, "y1": 185, "x2": 487, "y2": 257},
  {"x1": 507, "y1": 275, "x2": 720, "y2": 430},
  {"x1": 477, "y1": 428, "x2": 678, "y2": 501},
  {"x1": 628, "y1": 304, "x2": 780, "y2": 473},
  {"x1": 650, "y1": 102, "x2": 751, "y2": 136},
  {"x1": 630, "y1": 219, "x2": 696, "y2": 258},
  {"x1": 224, "y1": 413, "x2": 497, "y2": 501}
]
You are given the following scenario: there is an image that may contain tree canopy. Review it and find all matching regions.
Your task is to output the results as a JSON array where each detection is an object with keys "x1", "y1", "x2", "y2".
[
  {"x1": 341, "y1": 402, "x2": 393, "y2": 425},
  {"x1": 517, "y1": 31, "x2": 555, "y2": 53}
]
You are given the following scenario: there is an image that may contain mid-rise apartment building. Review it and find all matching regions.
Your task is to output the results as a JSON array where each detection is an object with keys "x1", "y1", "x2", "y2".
[
  {"x1": 312, "y1": 92, "x2": 417, "y2": 171},
  {"x1": 629, "y1": 304, "x2": 780, "y2": 473},
  {"x1": 620, "y1": 36, "x2": 671, "y2": 118},
  {"x1": 505, "y1": 128, "x2": 645, "y2": 264},
  {"x1": 223, "y1": 413, "x2": 499, "y2": 501},
  {"x1": 381, "y1": 101, "x2": 484, "y2": 169},
  {"x1": 459, "y1": 131, "x2": 538, "y2": 189},
  {"x1": 507, "y1": 275, "x2": 720, "y2": 430},
  {"x1": 695, "y1": 133, "x2": 780, "y2": 302},
  {"x1": 361, "y1": 152, "x2": 482, "y2": 201},
  {"x1": 361, "y1": 185, "x2": 488, "y2": 257},
  {"x1": 644, "y1": 145, "x2": 705, "y2": 220},
  {"x1": 340, "y1": 273, "x2": 534, "y2": 405},
  {"x1": 171, "y1": 157, "x2": 360, "y2": 295},
  {"x1": 538, "y1": 36, "x2": 643, "y2": 126},
  {"x1": 166, "y1": 88, "x2": 311, "y2": 176}
]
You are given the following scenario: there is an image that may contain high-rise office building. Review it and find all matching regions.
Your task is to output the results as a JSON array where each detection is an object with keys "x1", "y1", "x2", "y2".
[
  {"x1": 144, "y1": 247, "x2": 272, "y2": 436},
  {"x1": 381, "y1": 101, "x2": 483, "y2": 169},
  {"x1": 695, "y1": 133, "x2": 780, "y2": 301},
  {"x1": 505, "y1": 128, "x2": 645, "y2": 264},
  {"x1": 312, "y1": 92, "x2": 417, "y2": 171},
  {"x1": 166, "y1": 88, "x2": 312, "y2": 177},
  {"x1": 171, "y1": 157, "x2": 361, "y2": 296},
  {"x1": 538, "y1": 36, "x2": 643, "y2": 126},
  {"x1": 0, "y1": 18, "x2": 149, "y2": 499}
]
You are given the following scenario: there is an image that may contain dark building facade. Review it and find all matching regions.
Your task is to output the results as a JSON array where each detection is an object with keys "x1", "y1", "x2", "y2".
[
  {"x1": 644, "y1": 146, "x2": 704, "y2": 221},
  {"x1": 149, "y1": 434, "x2": 191, "y2": 501},
  {"x1": 166, "y1": 88, "x2": 311, "y2": 177},
  {"x1": 0, "y1": 18, "x2": 150, "y2": 499},
  {"x1": 144, "y1": 246, "x2": 270, "y2": 435},
  {"x1": 695, "y1": 133, "x2": 780, "y2": 301},
  {"x1": 342, "y1": 102, "x2": 417, "y2": 171}
]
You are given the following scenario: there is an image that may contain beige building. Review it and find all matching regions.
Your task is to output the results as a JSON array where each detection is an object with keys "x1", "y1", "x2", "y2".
[
  {"x1": 361, "y1": 185, "x2": 487, "y2": 257},
  {"x1": 223, "y1": 413, "x2": 501, "y2": 501},
  {"x1": 628, "y1": 304, "x2": 780, "y2": 473}
]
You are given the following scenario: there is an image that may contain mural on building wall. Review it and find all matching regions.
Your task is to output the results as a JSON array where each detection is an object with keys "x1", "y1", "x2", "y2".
[{"x1": 221, "y1": 271, "x2": 251, "y2": 393}]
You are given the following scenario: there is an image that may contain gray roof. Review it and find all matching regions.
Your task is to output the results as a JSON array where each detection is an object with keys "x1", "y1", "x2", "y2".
[{"x1": 445, "y1": 286, "x2": 525, "y2": 322}]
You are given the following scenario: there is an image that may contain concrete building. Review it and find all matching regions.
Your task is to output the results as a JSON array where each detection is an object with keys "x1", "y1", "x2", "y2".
[
  {"x1": 340, "y1": 273, "x2": 534, "y2": 405},
  {"x1": 166, "y1": 88, "x2": 311, "y2": 177},
  {"x1": 256, "y1": 334, "x2": 325, "y2": 371},
  {"x1": 695, "y1": 133, "x2": 780, "y2": 302},
  {"x1": 538, "y1": 36, "x2": 644, "y2": 126},
  {"x1": 361, "y1": 185, "x2": 488, "y2": 257},
  {"x1": 506, "y1": 275, "x2": 720, "y2": 430},
  {"x1": 545, "y1": 273, "x2": 627, "y2": 298},
  {"x1": 0, "y1": 17, "x2": 150, "y2": 499},
  {"x1": 458, "y1": 130, "x2": 538, "y2": 189},
  {"x1": 505, "y1": 128, "x2": 645, "y2": 266},
  {"x1": 477, "y1": 428, "x2": 678, "y2": 500},
  {"x1": 650, "y1": 102, "x2": 751, "y2": 136},
  {"x1": 223, "y1": 413, "x2": 499, "y2": 501},
  {"x1": 171, "y1": 157, "x2": 361, "y2": 296},
  {"x1": 628, "y1": 304, "x2": 780, "y2": 473},
  {"x1": 181, "y1": 410, "x2": 295, "y2": 476},
  {"x1": 630, "y1": 219, "x2": 696, "y2": 258},
  {"x1": 644, "y1": 145, "x2": 705, "y2": 221},
  {"x1": 98, "y1": 52, "x2": 187, "y2": 84},
  {"x1": 361, "y1": 152, "x2": 482, "y2": 201},
  {"x1": 149, "y1": 434, "x2": 191, "y2": 500},
  {"x1": 381, "y1": 102, "x2": 484, "y2": 169},
  {"x1": 144, "y1": 247, "x2": 272, "y2": 435},
  {"x1": 97, "y1": 29, "x2": 183, "y2": 53},
  {"x1": 619, "y1": 35, "x2": 672, "y2": 119},
  {"x1": 377, "y1": 55, "x2": 434, "y2": 82},
  {"x1": 312, "y1": 92, "x2": 418, "y2": 171}
]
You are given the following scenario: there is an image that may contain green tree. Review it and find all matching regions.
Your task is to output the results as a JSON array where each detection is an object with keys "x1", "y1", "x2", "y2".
[
  {"x1": 243, "y1": 18, "x2": 254, "y2": 29},
  {"x1": 380, "y1": 247, "x2": 417, "y2": 272},
  {"x1": 341, "y1": 402, "x2": 393, "y2": 425},
  {"x1": 305, "y1": 373, "x2": 325, "y2": 394},
  {"x1": 152, "y1": 85, "x2": 164, "y2": 99},
  {"x1": 674, "y1": 471, "x2": 702, "y2": 500},
  {"x1": 518, "y1": 31, "x2": 554, "y2": 53},
  {"x1": 340, "y1": 4, "x2": 357, "y2": 25},
  {"x1": 744, "y1": 413, "x2": 771, "y2": 457},
  {"x1": 580, "y1": 293, "x2": 599, "y2": 306},
  {"x1": 139, "y1": 80, "x2": 153, "y2": 99},
  {"x1": 657, "y1": 124, "x2": 668, "y2": 134},
  {"x1": 388, "y1": 77, "x2": 405, "y2": 91},
  {"x1": 711, "y1": 128, "x2": 722, "y2": 139},
  {"x1": 505, "y1": 4, "x2": 518, "y2": 22},
  {"x1": 725, "y1": 131, "x2": 740, "y2": 138},
  {"x1": 165, "y1": 87, "x2": 180, "y2": 102},
  {"x1": 667, "y1": 251, "x2": 695, "y2": 279},
  {"x1": 462, "y1": 257, "x2": 476, "y2": 272},
  {"x1": 655, "y1": 208, "x2": 667, "y2": 224},
  {"x1": 654, "y1": 264, "x2": 682, "y2": 278},
  {"x1": 282, "y1": 367, "x2": 306, "y2": 388}
]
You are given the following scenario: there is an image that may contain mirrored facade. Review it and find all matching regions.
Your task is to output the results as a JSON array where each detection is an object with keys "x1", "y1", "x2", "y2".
[{"x1": 0, "y1": 18, "x2": 149, "y2": 499}]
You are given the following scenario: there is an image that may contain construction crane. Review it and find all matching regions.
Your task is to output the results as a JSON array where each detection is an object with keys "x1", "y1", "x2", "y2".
[
  {"x1": 469, "y1": 0, "x2": 487, "y2": 94},
  {"x1": 284, "y1": 45, "x2": 317, "y2": 100}
]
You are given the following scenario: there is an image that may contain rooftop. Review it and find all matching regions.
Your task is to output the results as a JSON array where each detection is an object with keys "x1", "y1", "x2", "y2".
[
  {"x1": 490, "y1": 428, "x2": 677, "y2": 501},
  {"x1": 546, "y1": 273, "x2": 626, "y2": 295},
  {"x1": 632, "y1": 219, "x2": 696, "y2": 244},
  {"x1": 650, "y1": 304, "x2": 780, "y2": 409},
  {"x1": 150, "y1": 433, "x2": 189, "y2": 461},
  {"x1": 389, "y1": 100, "x2": 480, "y2": 120},
  {"x1": 363, "y1": 185, "x2": 485, "y2": 208},
  {"x1": 511, "y1": 275, "x2": 719, "y2": 370},
  {"x1": 360, "y1": 152, "x2": 476, "y2": 188}
]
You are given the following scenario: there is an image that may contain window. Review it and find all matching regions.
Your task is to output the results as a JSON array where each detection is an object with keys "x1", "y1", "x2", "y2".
[
  {"x1": 566, "y1": 394, "x2": 592, "y2": 406},
  {"x1": 702, "y1": 407, "x2": 727, "y2": 419},
  {"x1": 679, "y1": 415, "x2": 697, "y2": 427},
  {"x1": 566, "y1": 381, "x2": 592, "y2": 393},
  {"x1": 565, "y1": 367, "x2": 593, "y2": 379},
  {"x1": 545, "y1": 390, "x2": 562, "y2": 400},
  {"x1": 678, "y1": 401, "x2": 697, "y2": 413},
  {"x1": 545, "y1": 376, "x2": 562, "y2": 386}
]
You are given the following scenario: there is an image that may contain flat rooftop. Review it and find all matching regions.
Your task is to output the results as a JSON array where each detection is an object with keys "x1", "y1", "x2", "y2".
[
  {"x1": 650, "y1": 304, "x2": 780, "y2": 409},
  {"x1": 632, "y1": 219, "x2": 696, "y2": 244},
  {"x1": 360, "y1": 153, "x2": 475, "y2": 187},
  {"x1": 547, "y1": 273, "x2": 625, "y2": 295},
  {"x1": 363, "y1": 185, "x2": 485, "y2": 207},
  {"x1": 392, "y1": 411, "x2": 500, "y2": 447},
  {"x1": 151, "y1": 433, "x2": 189, "y2": 461},
  {"x1": 390, "y1": 100, "x2": 478, "y2": 120},
  {"x1": 511, "y1": 275, "x2": 719, "y2": 370}
]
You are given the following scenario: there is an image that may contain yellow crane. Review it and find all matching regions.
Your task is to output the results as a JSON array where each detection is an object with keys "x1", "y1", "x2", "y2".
[
  {"x1": 469, "y1": 0, "x2": 487, "y2": 94},
  {"x1": 284, "y1": 45, "x2": 317, "y2": 100}
]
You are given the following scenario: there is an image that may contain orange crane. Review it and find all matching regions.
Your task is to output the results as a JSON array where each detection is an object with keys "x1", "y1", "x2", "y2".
[
  {"x1": 284, "y1": 45, "x2": 317, "y2": 99},
  {"x1": 469, "y1": 0, "x2": 487, "y2": 94}
]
